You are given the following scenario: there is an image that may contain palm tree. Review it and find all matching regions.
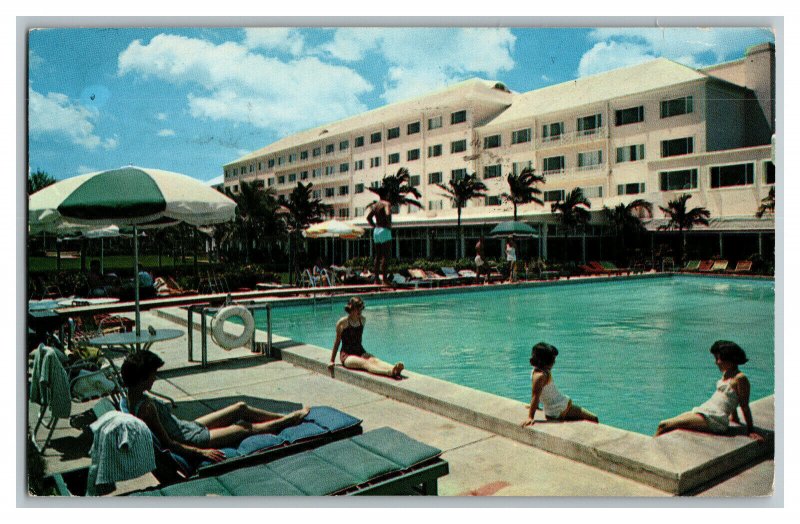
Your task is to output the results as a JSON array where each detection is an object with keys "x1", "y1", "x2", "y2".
[
  {"x1": 436, "y1": 173, "x2": 488, "y2": 258},
  {"x1": 368, "y1": 167, "x2": 423, "y2": 210},
  {"x1": 500, "y1": 167, "x2": 545, "y2": 221},
  {"x1": 551, "y1": 188, "x2": 591, "y2": 262},
  {"x1": 282, "y1": 182, "x2": 333, "y2": 283},
  {"x1": 658, "y1": 193, "x2": 710, "y2": 264},
  {"x1": 756, "y1": 187, "x2": 775, "y2": 218},
  {"x1": 227, "y1": 181, "x2": 282, "y2": 264},
  {"x1": 602, "y1": 199, "x2": 653, "y2": 264},
  {"x1": 28, "y1": 169, "x2": 56, "y2": 195}
]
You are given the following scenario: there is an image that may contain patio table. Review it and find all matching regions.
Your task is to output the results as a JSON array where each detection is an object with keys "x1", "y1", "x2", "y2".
[{"x1": 88, "y1": 328, "x2": 184, "y2": 353}]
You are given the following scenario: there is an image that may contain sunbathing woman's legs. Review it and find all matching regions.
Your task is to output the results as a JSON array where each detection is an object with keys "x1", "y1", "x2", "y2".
[
  {"x1": 195, "y1": 401, "x2": 297, "y2": 428},
  {"x1": 561, "y1": 403, "x2": 599, "y2": 423},
  {"x1": 205, "y1": 407, "x2": 310, "y2": 448},
  {"x1": 342, "y1": 354, "x2": 403, "y2": 378},
  {"x1": 655, "y1": 412, "x2": 710, "y2": 436}
]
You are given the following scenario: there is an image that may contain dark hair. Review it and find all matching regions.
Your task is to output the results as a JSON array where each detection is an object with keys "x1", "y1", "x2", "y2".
[
  {"x1": 344, "y1": 296, "x2": 365, "y2": 313},
  {"x1": 530, "y1": 342, "x2": 559, "y2": 368},
  {"x1": 709, "y1": 340, "x2": 748, "y2": 365},
  {"x1": 121, "y1": 350, "x2": 164, "y2": 388}
]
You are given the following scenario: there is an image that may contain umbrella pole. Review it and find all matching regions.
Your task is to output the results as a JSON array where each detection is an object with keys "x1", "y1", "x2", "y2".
[
  {"x1": 101, "y1": 238, "x2": 104, "y2": 274},
  {"x1": 134, "y1": 225, "x2": 141, "y2": 341}
]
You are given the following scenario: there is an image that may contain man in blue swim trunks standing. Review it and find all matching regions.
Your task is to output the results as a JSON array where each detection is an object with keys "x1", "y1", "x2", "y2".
[{"x1": 366, "y1": 189, "x2": 393, "y2": 285}]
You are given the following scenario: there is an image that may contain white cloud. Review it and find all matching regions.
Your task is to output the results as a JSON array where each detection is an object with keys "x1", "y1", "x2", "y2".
[
  {"x1": 540, "y1": 74, "x2": 552, "y2": 82},
  {"x1": 243, "y1": 28, "x2": 305, "y2": 56},
  {"x1": 155, "y1": 112, "x2": 168, "y2": 120},
  {"x1": 28, "y1": 89, "x2": 118, "y2": 150},
  {"x1": 118, "y1": 34, "x2": 372, "y2": 135},
  {"x1": 77, "y1": 165, "x2": 97, "y2": 174},
  {"x1": 579, "y1": 27, "x2": 774, "y2": 77},
  {"x1": 319, "y1": 28, "x2": 516, "y2": 104},
  {"x1": 157, "y1": 128, "x2": 176, "y2": 137},
  {"x1": 29, "y1": 49, "x2": 44, "y2": 70}
]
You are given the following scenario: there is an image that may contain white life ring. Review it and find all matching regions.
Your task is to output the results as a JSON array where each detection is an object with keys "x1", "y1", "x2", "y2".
[{"x1": 211, "y1": 305, "x2": 255, "y2": 350}]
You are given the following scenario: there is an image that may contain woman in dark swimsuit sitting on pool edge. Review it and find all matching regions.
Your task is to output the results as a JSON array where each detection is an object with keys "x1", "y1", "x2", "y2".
[{"x1": 328, "y1": 297, "x2": 404, "y2": 379}]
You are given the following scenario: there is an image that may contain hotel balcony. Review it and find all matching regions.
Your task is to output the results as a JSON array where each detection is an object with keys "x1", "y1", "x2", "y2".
[{"x1": 535, "y1": 127, "x2": 608, "y2": 149}]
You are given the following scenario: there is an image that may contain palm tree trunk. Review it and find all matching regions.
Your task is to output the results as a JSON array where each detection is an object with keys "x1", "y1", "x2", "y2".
[
  {"x1": 457, "y1": 207, "x2": 462, "y2": 259},
  {"x1": 513, "y1": 203, "x2": 518, "y2": 222}
]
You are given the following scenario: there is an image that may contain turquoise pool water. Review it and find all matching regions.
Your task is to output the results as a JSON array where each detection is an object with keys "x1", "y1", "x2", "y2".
[{"x1": 260, "y1": 276, "x2": 774, "y2": 435}]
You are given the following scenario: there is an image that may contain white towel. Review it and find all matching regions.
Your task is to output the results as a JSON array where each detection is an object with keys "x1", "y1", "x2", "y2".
[
  {"x1": 29, "y1": 344, "x2": 71, "y2": 418},
  {"x1": 89, "y1": 411, "x2": 156, "y2": 486}
]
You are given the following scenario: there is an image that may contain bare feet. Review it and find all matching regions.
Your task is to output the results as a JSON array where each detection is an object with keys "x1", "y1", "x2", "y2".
[
  {"x1": 391, "y1": 362, "x2": 404, "y2": 379},
  {"x1": 290, "y1": 406, "x2": 311, "y2": 421}
]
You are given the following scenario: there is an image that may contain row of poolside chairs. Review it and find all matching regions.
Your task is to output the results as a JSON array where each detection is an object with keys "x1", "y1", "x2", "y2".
[
  {"x1": 392, "y1": 266, "x2": 505, "y2": 289},
  {"x1": 681, "y1": 259, "x2": 753, "y2": 274},
  {"x1": 578, "y1": 261, "x2": 636, "y2": 276}
]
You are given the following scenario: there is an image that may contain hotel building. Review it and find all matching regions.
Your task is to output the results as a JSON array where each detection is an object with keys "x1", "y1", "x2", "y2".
[{"x1": 222, "y1": 43, "x2": 776, "y2": 263}]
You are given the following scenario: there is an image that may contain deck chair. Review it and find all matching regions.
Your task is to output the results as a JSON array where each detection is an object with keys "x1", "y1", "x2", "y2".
[
  {"x1": 440, "y1": 267, "x2": 467, "y2": 284},
  {"x1": 698, "y1": 260, "x2": 714, "y2": 272},
  {"x1": 128, "y1": 427, "x2": 448, "y2": 497},
  {"x1": 682, "y1": 260, "x2": 701, "y2": 272},
  {"x1": 710, "y1": 260, "x2": 729, "y2": 272},
  {"x1": 391, "y1": 274, "x2": 431, "y2": 289},
  {"x1": 730, "y1": 260, "x2": 753, "y2": 273},
  {"x1": 598, "y1": 261, "x2": 631, "y2": 275},
  {"x1": 408, "y1": 269, "x2": 438, "y2": 287}
]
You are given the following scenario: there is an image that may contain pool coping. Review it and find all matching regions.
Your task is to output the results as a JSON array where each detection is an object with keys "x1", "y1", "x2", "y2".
[{"x1": 155, "y1": 274, "x2": 775, "y2": 495}]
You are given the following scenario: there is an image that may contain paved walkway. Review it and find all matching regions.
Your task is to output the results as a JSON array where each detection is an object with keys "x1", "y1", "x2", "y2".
[{"x1": 30, "y1": 310, "x2": 774, "y2": 497}]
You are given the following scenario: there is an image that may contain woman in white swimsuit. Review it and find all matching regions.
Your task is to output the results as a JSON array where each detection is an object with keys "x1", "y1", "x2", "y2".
[
  {"x1": 656, "y1": 340, "x2": 764, "y2": 440},
  {"x1": 522, "y1": 342, "x2": 598, "y2": 427}
]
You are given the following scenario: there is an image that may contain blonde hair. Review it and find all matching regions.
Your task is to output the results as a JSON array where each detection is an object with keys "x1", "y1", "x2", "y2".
[{"x1": 344, "y1": 296, "x2": 365, "y2": 313}]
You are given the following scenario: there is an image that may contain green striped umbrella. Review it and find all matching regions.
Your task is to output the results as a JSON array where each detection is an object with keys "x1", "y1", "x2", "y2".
[
  {"x1": 29, "y1": 166, "x2": 236, "y2": 337},
  {"x1": 489, "y1": 221, "x2": 539, "y2": 238}
]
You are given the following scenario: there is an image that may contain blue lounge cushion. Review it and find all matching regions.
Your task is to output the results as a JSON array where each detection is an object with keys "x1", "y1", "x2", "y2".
[
  {"x1": 159, "y1": 477, "x2": 232, "y2": 497},
  {"x1": 236, "y1": 433, "x2": 284, "y2": 456},
  {"x1": 304, "y1": 406, "x2": 361, "y2": 432},
  {"x1": 267, "y1": 452, "x2": 361, "y2": 496},
  {"x1": 218, "y1": 465, "x2": 306, "y2": 496},
  {"x1": 350, "y1": 427, "x2": 442, "y2": 469},
  {"x1": 310, "y1": 439, "x2": 398, "y2": 483}
]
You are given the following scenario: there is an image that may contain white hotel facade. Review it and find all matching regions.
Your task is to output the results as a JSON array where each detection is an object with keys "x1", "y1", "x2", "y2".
[{"x1": 222, "y1": 43, "x2": 776, "y2": 263}]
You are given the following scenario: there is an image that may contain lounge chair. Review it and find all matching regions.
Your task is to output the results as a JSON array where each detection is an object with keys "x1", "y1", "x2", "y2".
[
  {"x1": 709, "y1": 260, "x2": 729, "y2": 272},
  {"x1": 440, "y1": 267, "x2": 468, "y2": 285},
  {"x1": 391, "y1": 273, "x2": 433, "y2": 289},
  {"x1": 682, "y1": 260, "x2": 701, "y2": 272},
  {"x1": 697, "y1": 260, "x2": 714, "y2": 272},
  {"x1": 457, "y1": 269, "x2": 481, "y2": 284},
  {"x1": 407, "y1": 269, "x2": 439, "y2": 287},
  {"x1": 729, "y1": 260, "x2": 753, "y2": 274},
  {"x1": 127, "y1": 427, "x2": 449, "y2": 496},
  {"x1": 597, "y1": 261, "x2": 630, "y2": 275}
]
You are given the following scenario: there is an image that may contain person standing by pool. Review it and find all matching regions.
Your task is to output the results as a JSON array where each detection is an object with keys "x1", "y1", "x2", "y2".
[
  {"x1": 505, "y1": 237, "x2": 518, "y2": 283},
  {"x1": 522, "y1": 342, "x2": 598, "y2": 427},
  {"x1": 328, "y1": 297, "x2": 404, "y2": 379},
  {"x1": 655, "y1": 341, "x2": 764, "y2": 441},
  {"x1": 474, "y1": 236, "x2": 486, "y2": 284},
  {"x1": 366, "y1": 190, "x2": 392, "y2": 285}
]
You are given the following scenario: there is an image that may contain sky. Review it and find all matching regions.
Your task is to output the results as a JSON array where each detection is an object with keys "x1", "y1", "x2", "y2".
[{"x1": 27, "y1": 26, "x2": 775, "y2": 185}]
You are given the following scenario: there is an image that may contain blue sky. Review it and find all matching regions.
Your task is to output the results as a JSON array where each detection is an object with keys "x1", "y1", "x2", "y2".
[{"x1": 27, "y1": 26, "x2": 774, "y2": 184}]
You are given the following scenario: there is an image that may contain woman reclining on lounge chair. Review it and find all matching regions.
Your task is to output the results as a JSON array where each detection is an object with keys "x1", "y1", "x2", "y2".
[{"x1": 121, "y1": 351, "x2": 309, "y2": 463}]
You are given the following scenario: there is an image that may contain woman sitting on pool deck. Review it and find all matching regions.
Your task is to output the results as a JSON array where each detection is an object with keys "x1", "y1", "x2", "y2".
[
  {"x1": 328, "y1": 297, "x2": 404, "y2": 379},
  {"x1": 121, "y1": 350, "x2": 310, "y2": 463},
  {"x1": 655, "y1": 340, "x2": 764, "y2": 441},
  {"x1": 522, "y1": 342, "x2": 599, "y2": 427}
]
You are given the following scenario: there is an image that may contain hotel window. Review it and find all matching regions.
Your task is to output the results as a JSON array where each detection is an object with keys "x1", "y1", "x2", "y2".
[
  {"x1": 257, "y1": 162, "x2": 262, "y2": 170},
  {"x1": 355, "y1": 183, "x2": 364, "y2": 194},
  {"x1": 407, "y1": 204, "x2": 420, "y2": 214},
  {"x1": 484, "y1": 164, "x2": 502, "y2": 179},
  {"x1": 313, "y1": 168, "x2": 322, "y2": 178},
  {"x1": 428, "y1": 172, "x2": 442, "y2": 184},
  {"x1": 661, "y1": 95, "x2": 694, "y2": 118},
  {"x1": 388, "y1": 153, "x2": 400, "y2": 165},
  {"x1": 484, "y1": 134, "x2": 501, "y2": 149},
  {"x1": 268, "y1": 178, "x2": 275, "y2": 186},
  {"x1": 325, "y1": 166, "x2": 335, "y2": 175},
  {"x1": 710, "y1": 163, "x2": 754, "y2": 188},
  {"x1": 451, "y1": 139, "x2": 467, "y2": 154},
  {"x1": 370, "y1": 181, "x2": 381, "y2": 189},
  {"x1": 428, "y1": 144, "x2": 442, "y2": 158},
  {"x1": 428, "y1": 116, "x2": 442, "y2": 130},
  {"x1": 764, "y1": 161, "x2": 775, "y2": 184},
  {"x1": 542, "y1": 122, "x2": 563, "y2": 141},
  {"x1": 325, "y1": 187, "x2": 335, "y2": 198},
  {"x1": 581, "y1": 186, "x2": 603, "y2": 198},
  {"x1": 268, "y1": 159, "x2": 275, "y2": 168},
  {"x1": 660, "y1": 169, "x2": 698, "y2": 191},
  {"x1": 407, "y1": 148, "x2": 420, "y2": 161},
  {"x1": 288, "y1": 153, "x2": 297, "y2": 163},
  {"x1": 407, "y1": 121, "x2": 420, "y2": 135},
  {"x1": 451, "y1": 168, "x2": 467, "y2": 181},
  {"x1": 616, "y1": 144, "x2": 645, "y2": 163},
  {"x1": 278, "y1": 175, "x2": 285, "y2": 184},
  {"x1": 301, "y1": 171, "x2": 309, "y2": 180},
  {"x1": 409, "y1": 175, "x2": 420, "y2": 187},
  {"x1": 428, "y1": 200, "x2": 443, "y2": 210},
  {"x1": 543, "y1": 189, "x2": 565, "y2": 202},
  {"x1": 249, "y1": 164, "x2": 254, "y2": 172},
  {"x1": 512, "y1": 128, "x2": 531, "y2": 144},
  {"x1": 339, "y1": 208, "x2": 349, "y2": 218},
  {"x1": 355, "y1": 136, "x2": 364, "y2": 147},
  {"x1": 577, "y1": 114, "x2": 602, "y2": 136},
  {"x1": 512, "y1": 161, "x2": 532, "y2": 175},
  {"x1": 387, "y1": 127, "x2": 400, "y2": 140},
  {"x1": 288, "y1": 173, "x2": 297, "y2": 182},
  {"x1": 370, "y1": 132, "x2": 382, "y2": 144},
  {"x1": 543, "y1": 155, "x2": 565, "y2": 174},
  {"x1": 338, "y1": 185, "x2": 349, "y2": 196},
  {"x1": 615, "y1": 105, "x2": 644, "y2": 126},
  {"x1": 300, "y1": 151, "x2": 308, "y2": 160},
  {"x1": 661, "y1": 137, "x2": 694, "y2": 158},
  {"x1": 339, "y1": 140, "x2": 349, "y2": 151},
  {"x1": 233, "y1": 185, "x2": 239, "y2": 193},
  {"x1": 326, "y1": 144, "x2": 335, "y2": 154},
  {"x1": 451, "y1": 110, "x2": 467, "y2": 125},
  {"x1": 354, "y1": 207, "x2": 365, "y2": 217},
  {"x1": 370, "y1": 156, "x2": 381, "y2": 168},
  {"x1": 577, "y1": 150, "x2": 603, "y2": 169},
  {"x1": 313, "y1": 147, "x2": 321, "y2": 157},
  {"x1": 485, "y1": 195, "x2": 502, "y2": 206},
  {"x1": 339, "y1": 163, "x2": 349, "y2": 173},
  {"x1": 354, "y1": 160, "x2": 364, "y2": 171},
  {"x1": 617, "y1": 182, "x2": 646, "y2": 195},
  {"x1": 313, "y1": 190, "x2": 321, "y2": 199}
]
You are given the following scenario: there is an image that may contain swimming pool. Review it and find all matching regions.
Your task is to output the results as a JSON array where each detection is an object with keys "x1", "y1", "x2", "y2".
[{"x1": 261, "y1": 276, "x2": 774, "y2": 435}]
